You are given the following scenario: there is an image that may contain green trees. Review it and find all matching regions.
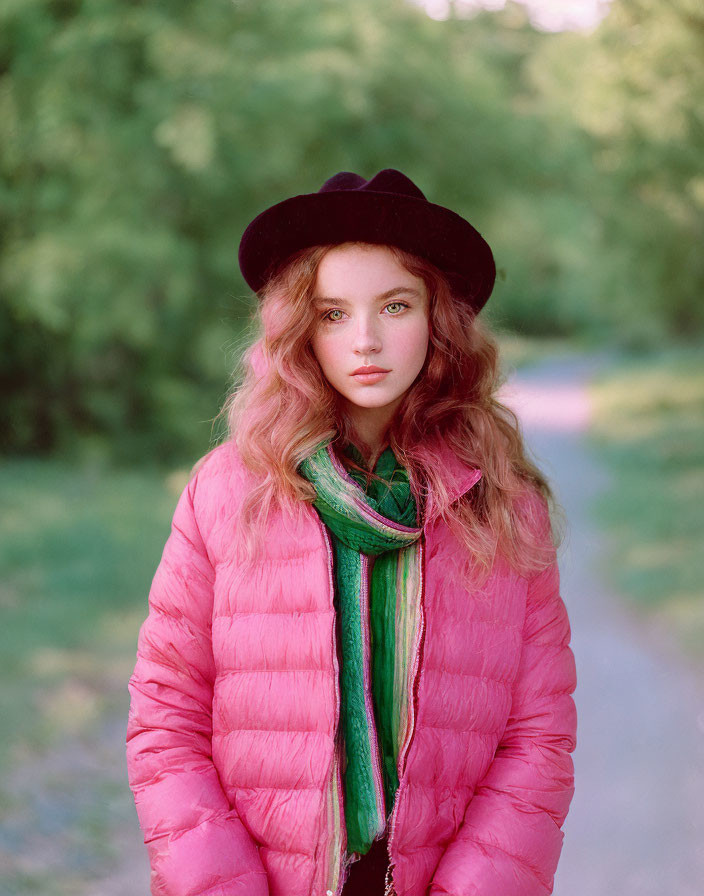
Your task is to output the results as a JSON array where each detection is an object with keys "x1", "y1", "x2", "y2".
[
  {"x1": 529, "y1": 0, "x2": 704, "y2": 343},
  {"x1": 1, "y1": 0, "x2": 701, "y2": 460}
]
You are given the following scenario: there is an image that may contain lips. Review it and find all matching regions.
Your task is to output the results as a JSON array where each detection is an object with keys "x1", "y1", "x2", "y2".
[{"x1": 351, "y1": 366, "x2": 390, "y2": 375}]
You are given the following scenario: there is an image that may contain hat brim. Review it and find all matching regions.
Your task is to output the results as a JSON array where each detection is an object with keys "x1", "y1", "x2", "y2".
[{"x1": 238, "y1": 190, "x2": 496, "y2": 312}]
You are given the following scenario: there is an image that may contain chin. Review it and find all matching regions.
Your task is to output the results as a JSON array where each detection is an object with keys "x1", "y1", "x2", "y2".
[{"x1": 343, "y1": 393, "x2": 404, "y2": 410}]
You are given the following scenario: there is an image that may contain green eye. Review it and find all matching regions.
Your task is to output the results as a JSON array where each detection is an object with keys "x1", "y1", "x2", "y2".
[{"x1": 321, "y1": 301, "x2": 409, "y2": 322}]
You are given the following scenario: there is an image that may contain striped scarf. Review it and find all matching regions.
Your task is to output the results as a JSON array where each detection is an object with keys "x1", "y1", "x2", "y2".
[{"x1": 298, "y1": 438, "x2": 424, "y2": 856}]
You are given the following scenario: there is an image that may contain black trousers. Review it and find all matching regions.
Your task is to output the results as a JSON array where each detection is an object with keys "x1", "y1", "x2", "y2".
[{"x1": 341, "y1": 834, "x2": 390, "y2": 895}]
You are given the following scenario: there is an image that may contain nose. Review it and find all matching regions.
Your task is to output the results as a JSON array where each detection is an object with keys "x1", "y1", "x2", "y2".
[{"x1": 352, "y1": 313, "x2": 383, "y2": 355}]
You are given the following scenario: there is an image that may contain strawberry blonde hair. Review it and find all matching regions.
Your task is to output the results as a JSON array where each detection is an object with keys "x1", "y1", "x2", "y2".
[{"x1": 211, "y1": 242, "x2": 565, "y2": 586}]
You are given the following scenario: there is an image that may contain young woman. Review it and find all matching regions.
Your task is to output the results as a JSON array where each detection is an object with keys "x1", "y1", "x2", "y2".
[{"x1": 126, "y1": 169, "x2": 577, "y2": 896}]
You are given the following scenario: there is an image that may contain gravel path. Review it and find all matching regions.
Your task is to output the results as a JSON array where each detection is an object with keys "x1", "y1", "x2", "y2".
[{"x1": 499, "y1": 352, "x2": 704, "y2": 896}]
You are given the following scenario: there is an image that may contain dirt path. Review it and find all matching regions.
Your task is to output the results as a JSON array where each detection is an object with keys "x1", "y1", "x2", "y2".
[
  {"x1": 0, "y1": 708, "x2": 151, "y2": 895},
  {"x1": 500, "y1": 352, "x2": 704, "y2": 896}
]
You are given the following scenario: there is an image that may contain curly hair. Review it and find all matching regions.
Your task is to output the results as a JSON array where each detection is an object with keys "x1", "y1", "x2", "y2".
[{"x1": 211, "y1": 241, "x2": 565, "y2": 586}]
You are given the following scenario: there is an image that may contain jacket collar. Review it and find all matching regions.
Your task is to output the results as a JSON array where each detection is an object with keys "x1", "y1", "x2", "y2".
[{"x1": 429, "y1": 431, "x2": 482, "y2": 504}]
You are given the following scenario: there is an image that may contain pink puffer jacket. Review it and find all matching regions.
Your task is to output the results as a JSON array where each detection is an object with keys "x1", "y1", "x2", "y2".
[{"x1": 126, "y1": 434, "x2": 577, "y2": 896}]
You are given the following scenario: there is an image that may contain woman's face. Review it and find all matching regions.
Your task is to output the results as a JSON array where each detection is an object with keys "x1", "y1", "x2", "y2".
[{"x1": 310, "y1": 243, "x2": 430, "y2": 430}]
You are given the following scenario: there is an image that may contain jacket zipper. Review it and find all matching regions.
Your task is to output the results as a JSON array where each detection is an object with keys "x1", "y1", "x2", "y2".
[
  {"x1": 316, "y1": 521, "x2": 427, "y2": 896},
  {"x1": 316, "y1": 519, "x2": 348, "y2": 896},
  {"x1": 384, "y1": 534, "x2": 427, "y2": 896}
]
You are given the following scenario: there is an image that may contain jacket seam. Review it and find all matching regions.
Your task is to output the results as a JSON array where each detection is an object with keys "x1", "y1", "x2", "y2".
[
  {"x1": 187, "y1": 464, "x2": 219, "y2": 572},
  {"x1": 214, "y1": 609, "x2": 332, "y2": 617},
  {"x1": 420, "y1": 723, "x2": 506, "y2": 735},
  {"x1": 466, "y1": 833, "x2": 550, "y2": 890},
  {"x1": 225, "y1": 783, "x2": 324, "y2": 792},
  {"x1": 148, "y1": 600, "x2": 213, "y2": 647},
  {"x1": 428, "y1": 617, "x2": 521, "y2": 632},
  {"x1": 422, "y1": 668, "x2": 510, "y2": 684},
  {"x1": 145, "y1": 807, "x2": 233, "y2": 844},
  {"x1": 216, "y1": 727, "x2": 333, "y2": 735},
  {"x1": 195, "y1": 870, "x2": 268, "y2": 896},
  {"x1": 258, "y1": 845, "x2": 315, "y2": 857},
  {"x1": 216, "y1": 667, "x2": 335, "y2": 676}
]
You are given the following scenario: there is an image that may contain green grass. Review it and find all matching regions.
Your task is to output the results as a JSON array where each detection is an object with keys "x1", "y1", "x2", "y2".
[
  {"x1": 0, "y1": 456, "x2": 193, "y2": 891},
  {"x1": 586, "y1": 343, "x2": 704, "y2": 660},
  {"x1": 0, "y1": 457, "x2": 191, "y2": 769}
]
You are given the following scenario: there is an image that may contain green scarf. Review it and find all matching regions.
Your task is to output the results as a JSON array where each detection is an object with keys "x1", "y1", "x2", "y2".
[{"x1": 298, "y1": 438, "x2": 424, "y2": 856}]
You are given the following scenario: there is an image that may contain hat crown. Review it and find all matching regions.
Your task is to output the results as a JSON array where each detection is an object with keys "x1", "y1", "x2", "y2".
[
  {"x1": 238, "y1": 166, "x2": 495, "y2": 310},
  {"x1": 318, "y1": 168, "x2": 426, "y2": 201}
]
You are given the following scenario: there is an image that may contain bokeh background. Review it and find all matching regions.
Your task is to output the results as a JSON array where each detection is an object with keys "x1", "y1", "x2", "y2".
[{"x1": 2, "y1": 0, "x2": 703, "y2": 893}]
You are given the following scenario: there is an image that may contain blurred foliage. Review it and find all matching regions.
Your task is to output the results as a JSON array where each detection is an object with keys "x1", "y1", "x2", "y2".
[
  {"x1": 1, "y1": 0, "x2": 702, "y2": 461},
  {"x1": 587, "y1": 343, "x2": 704, "y2": 660},
  {"x1": 528, "y1": 0, "x2": 704, "y2": 346}
]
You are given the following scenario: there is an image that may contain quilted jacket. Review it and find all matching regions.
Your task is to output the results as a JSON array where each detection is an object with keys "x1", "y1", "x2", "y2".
[{"x1": 126, "y1": 433, "x2": 577, "y2": 896}]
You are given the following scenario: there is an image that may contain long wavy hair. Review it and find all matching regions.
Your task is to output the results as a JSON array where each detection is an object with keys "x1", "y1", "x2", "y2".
[{"x1": 210, "y1": 241, "x2": 565, "y2": 586}]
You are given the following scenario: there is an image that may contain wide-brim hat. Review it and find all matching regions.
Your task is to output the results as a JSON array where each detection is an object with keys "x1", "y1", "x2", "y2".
[{"x1": 238, "y1": 168, "x2": 496, "y2": 312}]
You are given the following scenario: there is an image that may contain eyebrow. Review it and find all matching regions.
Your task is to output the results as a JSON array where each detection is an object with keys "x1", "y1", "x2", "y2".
[{"x1": 313, "y1": 286, "x2": 423, "y2": 307}]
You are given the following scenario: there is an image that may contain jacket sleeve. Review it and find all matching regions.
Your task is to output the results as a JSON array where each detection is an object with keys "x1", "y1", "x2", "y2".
[
  {"x1": 126, "y1": 471, "x2": 269, "y2": 896},
  {"x1": 428, "y1": 512, "x2": 577, "y2": 896}
]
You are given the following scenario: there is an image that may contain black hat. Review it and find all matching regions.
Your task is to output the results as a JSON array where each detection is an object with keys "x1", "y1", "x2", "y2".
[{"x1": 238, "y1": 168, "x2": 496, "y2": 312}]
